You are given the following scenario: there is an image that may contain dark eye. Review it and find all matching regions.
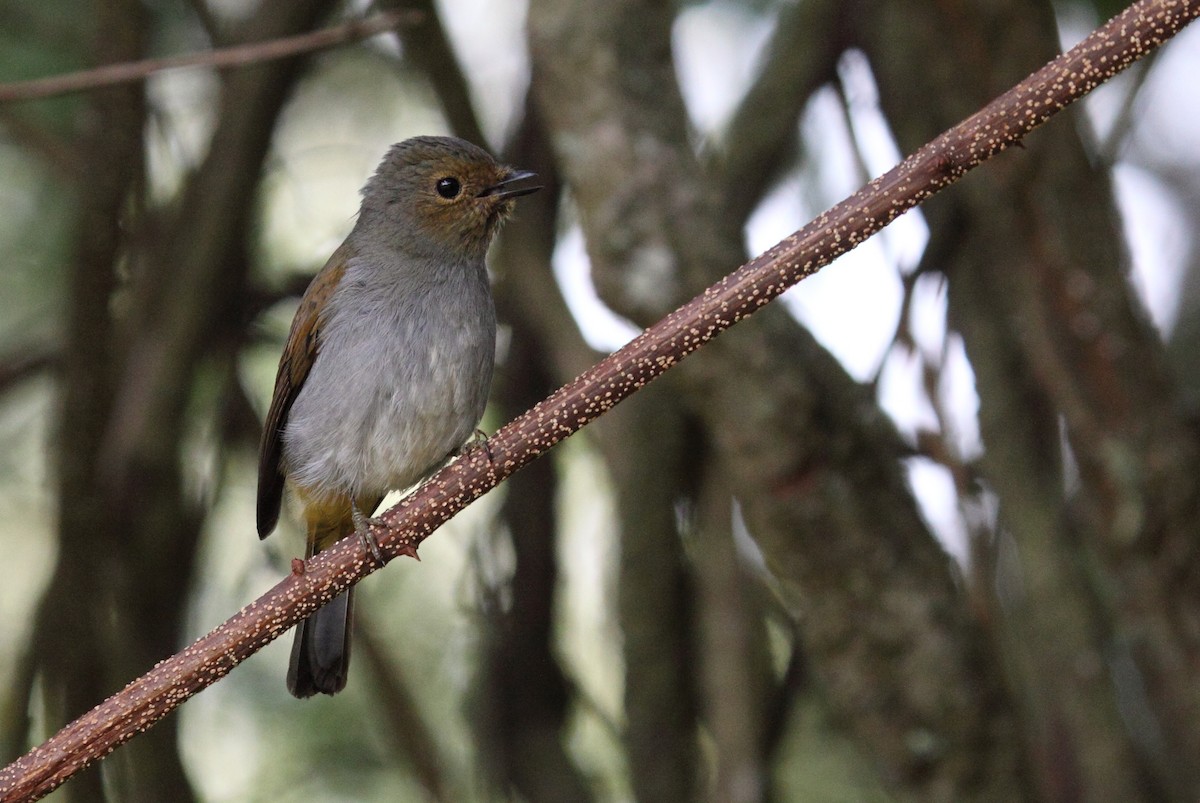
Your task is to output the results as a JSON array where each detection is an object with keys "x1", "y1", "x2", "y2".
[{"x1": 435, "y1": 177, "x2": 461, "y2": 199}]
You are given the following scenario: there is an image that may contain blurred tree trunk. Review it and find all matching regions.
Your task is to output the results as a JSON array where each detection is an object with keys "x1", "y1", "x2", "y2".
[
  {"x1": 690, "y1": 464, "x2": 774, "y2": 803},
  {"x1": 528, "y1": 0, "x2": 1023, "y2": 798},
  {"x1": 477, "y1": 110, "x2": 594, "y2": 803},
  {"x1": 480, "y1": 328, "x2": 592, "y2": 803},
  {"x1": 862, "y1": 0, "x2": 1200, "y2": 798},
  {"x1": 38, "y1": 3, "x2": 152, "y2": 799},
  {"x1": 396, "y1": 8, "x2": 601, "y2": 789},
  {"x1": 601, "y1": 381, "x2": 702, "y2": 802},
  {"x1": 1161, "y1": 169, "x2": 1200, "y2": 409},
  {"x1": 31, "y1": 1, "x2": 335, "y2": 799}
]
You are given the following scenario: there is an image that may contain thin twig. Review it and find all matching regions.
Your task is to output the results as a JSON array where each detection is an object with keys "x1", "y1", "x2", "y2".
[
  {"x1": 1098, "y1": 52, "x2": 1159, "y2": 164},
  {"x1": 0, "y1": 350, "x2": 56, "y2": 396},
  {"x1": 0, "y1": 1, "x2": 1194, "y2": 800},
  {"x1": 0, "y1": 9, "x2": 421, "y2": 103}
]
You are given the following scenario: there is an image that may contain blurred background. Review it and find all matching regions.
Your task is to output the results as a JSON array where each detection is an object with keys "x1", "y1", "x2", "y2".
[{"x1": 1, "y1": 0, "x2": 1199, "y2": 800}]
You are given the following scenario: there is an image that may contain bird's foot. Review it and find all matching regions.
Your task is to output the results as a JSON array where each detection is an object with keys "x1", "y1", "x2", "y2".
[
  {"x1": 459, "y1": 428, "x2": 495, "y2": 468},
  {"x1": 351, "y1": 502, "x2": 386, "y2": 566}
]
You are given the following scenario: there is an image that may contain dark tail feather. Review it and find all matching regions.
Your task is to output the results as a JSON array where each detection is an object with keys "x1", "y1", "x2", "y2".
[{"x1": 287, "y1": 588, "x2": 353, "y2": 698}]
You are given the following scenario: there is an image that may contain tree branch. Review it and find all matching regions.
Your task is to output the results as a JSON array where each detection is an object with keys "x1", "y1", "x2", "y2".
[
  {"x1": 705, "y1": 0, "x2": 844, "y2": 225},
  {"x1": 0, "y1": 350, "x2": 56, "y2": 396},
  {"x1": 0, "y1": 1, "x2": 1194, "y2": 799},
  {"x1": 527, "y1": 0, "x2": 1002, "y2": 793},
  {"x1": 864, "y1": 0, "x2": 1200, "y2": 796},
  {"x1": 379, "y1": 0, "x2": 489, "y2": 148},
  {"x1": 33, "y1": 2, "x2": 149, "y2": 798},
  {"x1": 0, "y1": 9, "x2": 420, "y2": 104}
]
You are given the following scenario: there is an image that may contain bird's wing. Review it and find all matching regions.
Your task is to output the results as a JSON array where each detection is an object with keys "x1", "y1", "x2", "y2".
[{"x1": 256, "y1": 242, "x2": 352, "y2": 538}]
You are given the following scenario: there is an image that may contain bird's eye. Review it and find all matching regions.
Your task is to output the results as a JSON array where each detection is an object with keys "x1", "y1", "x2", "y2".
[{"x1": 435, "y1": 177, "x2": 461, "y2": 199}]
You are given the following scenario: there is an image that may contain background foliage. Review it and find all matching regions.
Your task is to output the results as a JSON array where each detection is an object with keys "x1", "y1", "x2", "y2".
[{"x1": 1, "y1": 0, "x2": 1198, "y2": 800}]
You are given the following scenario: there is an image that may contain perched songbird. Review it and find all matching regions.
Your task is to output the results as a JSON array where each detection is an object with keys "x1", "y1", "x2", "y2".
[{"x1": 257, "y1": 136, "x2": 539, "y2": 697}]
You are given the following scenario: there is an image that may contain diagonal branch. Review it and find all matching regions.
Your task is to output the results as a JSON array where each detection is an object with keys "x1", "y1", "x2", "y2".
[
  {"x1": 0, "y1": 1, "x2": 1194, "y2": 799},
  {"x1": 0, "y1": 9, "x2": 420, "y2": 103}
]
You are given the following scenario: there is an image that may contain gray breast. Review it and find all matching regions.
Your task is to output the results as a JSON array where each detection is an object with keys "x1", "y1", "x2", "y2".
[{"x1": 282, "y1": 253, "x2": 496, "y2": 499}]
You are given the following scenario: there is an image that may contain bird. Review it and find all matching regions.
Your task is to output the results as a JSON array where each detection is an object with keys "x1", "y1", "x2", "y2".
[{"x1": 256, "y1": 136, "x2": 539, "y2": 697}]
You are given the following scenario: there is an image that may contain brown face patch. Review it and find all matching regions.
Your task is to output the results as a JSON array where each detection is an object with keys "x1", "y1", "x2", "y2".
[
  {"x1": 360, "y1": 137, "x2": 535, "y2": 260},
  {"x1": 410, "y1": 157, "x2": 520, "y2": 256}
]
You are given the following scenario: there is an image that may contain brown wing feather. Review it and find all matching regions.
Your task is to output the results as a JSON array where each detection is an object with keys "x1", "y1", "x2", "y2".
[{"x1": 256, "y1": 242, "x2": 353, "y2": 538}]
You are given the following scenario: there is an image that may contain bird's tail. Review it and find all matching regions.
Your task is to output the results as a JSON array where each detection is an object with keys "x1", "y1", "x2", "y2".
[
  {"x1": 288, "y1": 586, "x2": 353, "y2": 698},
  {"x1": 287, "y1": 498, "x2": 360, "y2": 698}
]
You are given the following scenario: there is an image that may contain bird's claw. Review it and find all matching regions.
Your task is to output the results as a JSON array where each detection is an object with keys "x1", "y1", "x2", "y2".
[
  {"x1": 460, "y1": 428, "x2": 495, "y2": 468},
  {"x1": 351, "y1": 502, "x2": 386, "y2": 566}
]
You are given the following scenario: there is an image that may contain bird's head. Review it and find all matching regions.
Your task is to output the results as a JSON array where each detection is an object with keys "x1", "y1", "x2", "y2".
[{"x1": 360, "y1": 135, "x2": 540, "y2": 261}]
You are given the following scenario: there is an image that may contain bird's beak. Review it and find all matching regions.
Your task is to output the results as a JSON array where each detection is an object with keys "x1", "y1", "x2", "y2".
[{"x1": 479, "y1": 170, "x2": 542, "y2": 200}]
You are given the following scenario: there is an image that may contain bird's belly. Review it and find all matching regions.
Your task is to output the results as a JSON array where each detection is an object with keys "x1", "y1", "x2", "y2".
[{"x1": 282, "y1": 311, "x2": 494, "y2": 500}]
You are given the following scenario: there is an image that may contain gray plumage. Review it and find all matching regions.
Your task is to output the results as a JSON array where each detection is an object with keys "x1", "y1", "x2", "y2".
[
  {"x1": 281, "y1": 247, "x2": 496, "y2": 500},
  {"x1": 257, "y1": 136, "x2": 538, "y2": 697}
]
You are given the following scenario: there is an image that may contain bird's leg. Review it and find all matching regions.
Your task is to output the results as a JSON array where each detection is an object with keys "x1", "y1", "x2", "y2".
[
  {"x1": 351, "y1": 500, "x2": 386, "y2": 565},
  {"x1": 458, "y1": 428, "x2": 495, "y2": 469}
]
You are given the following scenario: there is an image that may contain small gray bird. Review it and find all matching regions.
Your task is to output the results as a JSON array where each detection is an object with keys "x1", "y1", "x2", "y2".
[{"x1": 257, "y1": 136, "x2": 539, "y2": 697}]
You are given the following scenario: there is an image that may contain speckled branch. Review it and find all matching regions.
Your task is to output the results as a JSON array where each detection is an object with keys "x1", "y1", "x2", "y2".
[{"x1": 1, "y1": 1, "x2": 1195, "y2": 799}]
